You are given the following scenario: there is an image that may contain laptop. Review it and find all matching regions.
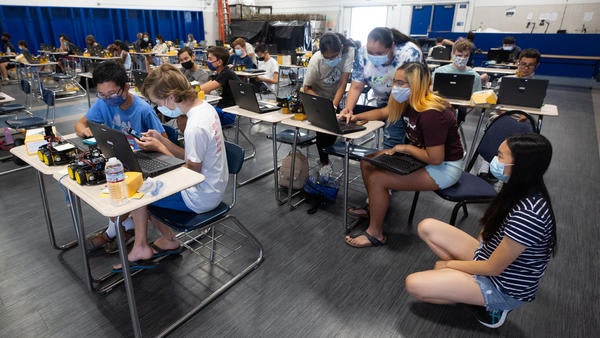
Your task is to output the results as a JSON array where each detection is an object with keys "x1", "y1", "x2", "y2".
[
  {"x1": 497, "y1": 77, "x2": 549, "y2": 108},
  {"x1": 132, "y1": 70, "x2": 148, "y2": 90},
  {"x1": 229, "y1": 80, "x2": 280, "y2": 113},
  {"x1": 362, "y1": 152, "x2": 426, "y2": 175},
  {"x1": 87, "y1": 121, "x2": 185, "y2": 178},
  {"x1": 487, "y1": 48, "x2": 511, "y2": 64},
  {"x1": 241, "y1": 69, "x2": 266, "y2": 74},
  {"x1": 433, "y1": 73, "x2": 475, "y2": 100},
  {"x1": 299, "y1": 92, "x2": 366, "y2": 134},
  {"x1": 430, "y1": 46, "x2": 451, "y2": 60}
]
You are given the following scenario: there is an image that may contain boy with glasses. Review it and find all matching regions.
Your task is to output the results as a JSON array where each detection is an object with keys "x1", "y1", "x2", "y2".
[{"x1": 74, "y1": 61, "x2": 166, "y2": 254}]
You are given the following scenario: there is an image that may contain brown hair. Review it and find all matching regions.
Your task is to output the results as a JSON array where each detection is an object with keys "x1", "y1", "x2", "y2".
[
  {"x1": 452, "y1": 38, "x2": 473, "y2": 54},
  {"x1": 208, "y1": 46, "x2": 229, "y2": 65},
  {"x1": 141, "y1": 64, "x2": 196, "y2": 103},
  {"x1": 232, "y1": 37, "x2": 246, "y2": 49}
]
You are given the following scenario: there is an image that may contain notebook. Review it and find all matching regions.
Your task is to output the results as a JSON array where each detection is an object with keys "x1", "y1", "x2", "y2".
[
  {"x1": 229, "y1": 80, "x2": 279, "y2": 113},
  {"x1": 87, "y1": 121, "x2": 185, "y2": 178},
  {"x1": 486, "y1": 48, "x2": 511, "y2": 64},
  {"x1": 497, "y1": 77, "x2": 549, "y2": 108},
  {"x1": 362, "y1": 152, "x2": 426, "y2": 175},
  {"x1": 433, "y1": 73, "x2": 475, "y2": 100},
  {"x1": 299, "y1": 92, "x2": 366, "y2": 134},
  {"x1": 430, "y1": 46, "x2": 451, "y2": 60}
]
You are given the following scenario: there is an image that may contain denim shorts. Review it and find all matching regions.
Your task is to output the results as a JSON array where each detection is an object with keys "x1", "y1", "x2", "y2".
[
  {"x1": 474, "y1": 275, "x2": 525, "y2": 311},
  {"x1": 150, "y1": 192, "x2": 194, "y2": 212},
  {"x1": 425, "y1": 158, "x2": 464, "y2": 189}
]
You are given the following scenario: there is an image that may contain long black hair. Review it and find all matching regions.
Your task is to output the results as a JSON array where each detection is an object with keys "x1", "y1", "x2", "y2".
[
  {"x1": 367, "y1": 27, "x2": 414, "y2": 48},
  {"x1": 480, "y1": 133, "x2": 557, "y2": 254},
  {"x1": 319, "y1": 32, "x2": 354, "y2": 55}
]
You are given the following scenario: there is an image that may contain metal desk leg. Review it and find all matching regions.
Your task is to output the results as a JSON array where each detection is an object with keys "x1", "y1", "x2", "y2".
[
  {"x1": 38, "y1": 171, "x2": 77, "y2": 250},
  {"x1": 272, "y1": 123, "x2": 281, "y2": 202},
  {"x1": 115, "y1": 215, "x2": 142, "y2": 338},
  {"x1": 235, "y1": 120, "x2": 273, "y2": 187},
  {"x1": 67, "y1": 190, "x2": 94, "y2": 291},
  {"x1": 465, "y1": 108, "x2": 487, "y2": 168},
  {"x1": 287, "y1": 128, "x2": 298, "y2": 210},
  {"x1": 343, "y1": 139, "x2": 350, "y2": 232},
  {"x1": 85, "y1": 77, "x2": 91, "y2": 108},
  {"x1": 536, "y1": 115, "x2": 543, "y2": 133}
]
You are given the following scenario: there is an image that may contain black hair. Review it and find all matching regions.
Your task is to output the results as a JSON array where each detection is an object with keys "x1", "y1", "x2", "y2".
[
  {"x1": 466, "y1": 31, "x2": 475, "y2": 41},
  {"x1": 481, "y1": 133, "x2": 557, "y2": 255},
  {"x1": 368, "y1": 27, "x2": 413, "y2": 48},
  {"x1": 319, "y1": 32, "x2": 342, "y2": 54},
  {"x1": 18, "y1": 40, "x2": 27, "y2": 48},
  {"x1": 60, "y1": 34, "x2": 71, "y2": 42},
  {"x1": 435, "y1": 36, "x2": 444, "y2": 43},
  {"x1": 156, "y1": 35, "x2": 164, "y2": 42},
  {"x1": 518, "y1": 48, "x2": 541, "y2": 63},
  {"x1": 92, "y1": 61, "x2": 128, "y2": 88},
  {"x1": 254, "y1": 42, "x2": 268, "y2": 54},
  {"x1": 177, "y1": 46, "x2": 194, "y2": 58},
  {"x1": 208, "y1": 46, "x2": 229, "y2": 65},
  {"x1": 113, "y1": 40, "x2": 127, "y2": 51},
  {"x1": 503, "y1": 36, "x2": 516, "y2": 45},
  {"x1": 2, "y1": 32, "x2": 10, "y2": 39}
]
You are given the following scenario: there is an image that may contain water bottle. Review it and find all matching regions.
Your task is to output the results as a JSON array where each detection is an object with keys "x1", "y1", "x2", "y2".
[{"x1": 105, "y1": 157, "x2": 128, "y2": 206}]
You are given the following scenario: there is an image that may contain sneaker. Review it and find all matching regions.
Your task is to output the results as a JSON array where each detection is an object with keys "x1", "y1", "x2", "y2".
[
  {"x1": 470, "y1": 306, "x2": 510, "y2": 328},
  {"x1": 104, "y1": 229, "x2": 136, "y2": 254}
]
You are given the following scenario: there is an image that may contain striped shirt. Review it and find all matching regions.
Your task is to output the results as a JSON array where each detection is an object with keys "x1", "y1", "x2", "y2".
[{"x1": 474, "y1": 193, "x2": 554, "y2": 302}]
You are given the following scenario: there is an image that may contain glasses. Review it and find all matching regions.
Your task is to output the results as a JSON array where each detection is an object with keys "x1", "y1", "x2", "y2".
[
  {"x1": 518, "y1": 62, "x2": 537, "y2": 69},
  {"x1": 97, "y1": 88, "x2": 123, "y2": 100},
  {"x1": 392, "y1": 79, "x2": 409, "y2": 87}
]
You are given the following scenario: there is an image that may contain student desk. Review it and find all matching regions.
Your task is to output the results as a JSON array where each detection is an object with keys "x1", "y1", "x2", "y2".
[
  {"x1": 54, "y1": 166, "x2": 204, "y2": 337},
  {"x1": 76, "y1": 72, "x2": 93, "y2": 107},
  {"x1": 280, "y1": 118, "x2": 385, "y2": 231},
  {"x1": 0, "y1": 91, "x2": 16, "y2": 103},
  {"x1": 426, "y1": 57, "x2": 452, "y2": 65},
  {"x1": 473, "y1": 67, "x2": 517, "y2": 76},
  {"x1": 222, "y1": 105, "x2": 294, "y2": 201},
  {"x1": 276, "y1": 65, "x2": 306, "y2": 97}
]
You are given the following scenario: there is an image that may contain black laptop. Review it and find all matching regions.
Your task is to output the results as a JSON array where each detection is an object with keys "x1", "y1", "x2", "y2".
[
  {"x1": 87, "y1": 121, "x2": 185, "y2": 178},
  {"x1": 299, "y1": 92, "x2": 366, "y2": 134},
  {"x1": 229, "y1": 80, "x2": 280, "y2": 113},
  {"x1": 362, "y1": 152, "x2": 426, "y2": 175},
  {"x1": 497, "y1": 77, "x2": 549, "y2": 108},
  {"x1": 487, "y1": 48, "x2": 511, "y2": 64},
  {"x1": 430, "y1": 46, "x2": 452, "y2": 60},
  {"x1": 433, "y1": 73, "x2": 475, "y2": 100},
  {"x1": 241, "y1": 69, "x2": 266, "y2": 74}
]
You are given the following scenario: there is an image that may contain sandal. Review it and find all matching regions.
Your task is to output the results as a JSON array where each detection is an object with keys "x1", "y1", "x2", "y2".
[
  {"x1": 347, "y1": 206, "x2": 369, "y2": 219},
  {"x1": 345, "y1": 231, "x2": 387, "y2": 248}
]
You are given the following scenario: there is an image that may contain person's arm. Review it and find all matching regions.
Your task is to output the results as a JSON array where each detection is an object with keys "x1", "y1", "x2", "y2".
[
  {"x1": 341, "y1": 104, "x2": 388, "y2": 123},
  {"x1": 302, "y1": 86, "x2": 319, "y2": 97},
  {"x1": 136, "y1": 129, "x2": 185, "y2": 159},
  {"x1": 200, "y1": 80, "x2": 221, "y2": 93},
  {"x1": 74, "y1": 116, "x2": 93, "y2": 138},
  {"x1": 435, "y1": 237, "x2": 526, "y2": 276},
  {"x1": 387, "y1": 143, "x2": 445, "y2": 165},
  {"x1": 332, "y1": 72, "x2": 351, "y2": 108},
  {"x1": 340, "y1": 80, "x2": 365, "y2": 116}
]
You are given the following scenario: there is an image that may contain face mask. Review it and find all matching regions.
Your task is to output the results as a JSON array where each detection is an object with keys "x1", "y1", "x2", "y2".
[
  {"x1": 188, "y1": 37, "x2": 193, "y2": 42},
  {"x1": 157, "y1": 106, "x2": 183, "y2": 118},
  {"x1": 234, "y1": 49, "x2": 243, "y2": 56},
  {"x1": 453, "y1": 55, "x2": 469, "y2": 69},
  {"x1": 103, "y1": 93, "x2": 126, "y2": 107},
  {"x1": 324, "y1": 56, "x2": 342, "y2": 68},
  {"x1": 181, "y1": 60, "x2": 194, "y2": 70},
  {"x1": 155, "y1": 39, "x2": 160, "y2": 45},
  {"x1": 489, "y1": 156, "x2": 513, "y2": 183},
  {"x1": 391, "y1": 86, "x2": 410, "y2": 103},
  {"x1": 502, "y1": 45, "x2": 513, "y2": 51},
  {"x1": 257, "y1": 57, "x2": 265, "y2": 62},
  {"x1": 207, "y1": 60, "x2": 217, "y2": 71},
  {"x1": 143, "y1": 37, "x2": 149, "y2": 42},
  {"x1": 367, "y1": 53, "x2": 389, "y2": 67}
]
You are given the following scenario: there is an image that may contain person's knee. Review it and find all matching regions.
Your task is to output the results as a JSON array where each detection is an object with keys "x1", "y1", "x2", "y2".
[
  {"x1": 405, "y1": 273, "x2": 426, "y2": 300},
  {"x1": 417, "y1": 218, "x2": 437, "y2": 241}
]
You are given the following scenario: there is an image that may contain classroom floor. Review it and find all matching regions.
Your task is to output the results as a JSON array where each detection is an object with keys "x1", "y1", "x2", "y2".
[{"x1": 0, "y1": 76, "x2": 599, "y2": 337}]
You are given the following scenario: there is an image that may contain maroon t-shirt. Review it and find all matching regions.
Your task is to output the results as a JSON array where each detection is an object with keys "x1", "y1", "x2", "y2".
[{"x1": 401, "y1": 106, "x2": 464, "y2": 161}]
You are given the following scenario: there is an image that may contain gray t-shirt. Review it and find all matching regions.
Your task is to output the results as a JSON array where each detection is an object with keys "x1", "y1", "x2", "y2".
[
  {"x1": 433, "y1": 64, "x2": 482, "y2": 93},
  {"x1": 302, "y1": 47, "x2": 355, "y2": 99},
  {"x1": 182, "y1": 67, "x2": 210, "y2": 83}
]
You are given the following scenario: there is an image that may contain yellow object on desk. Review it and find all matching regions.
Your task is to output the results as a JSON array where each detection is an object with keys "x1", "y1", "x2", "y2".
[
  {"x1": 293, "y1": 113, "x2": 307, "y2": 121},
  {"x1": 125, "y1": 171, "x2": 143, "y2": 198},
  {"x1": 470, "y1": 89, "x2": 497, "y2": 105}
]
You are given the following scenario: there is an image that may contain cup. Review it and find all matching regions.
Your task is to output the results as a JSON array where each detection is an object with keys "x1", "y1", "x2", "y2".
[{"x1": 197, "y1": 90, "x2": 205, "y2": 100}]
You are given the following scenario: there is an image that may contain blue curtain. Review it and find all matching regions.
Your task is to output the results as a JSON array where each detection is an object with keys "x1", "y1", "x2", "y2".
[{"x1": 0, "y1": 5, "x2": 204, "y2": 52}]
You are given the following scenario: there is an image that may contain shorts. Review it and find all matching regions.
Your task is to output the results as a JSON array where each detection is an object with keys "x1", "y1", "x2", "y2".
[
  {"x1": 425, "y1": 158, "x2": 464, "y2": 189},
  {"x1": 474, "y1": 275, "x2": 525, "y2": 311},
  {"x1": 150, "y1": 192, "x2": 194, "y2": 213}
]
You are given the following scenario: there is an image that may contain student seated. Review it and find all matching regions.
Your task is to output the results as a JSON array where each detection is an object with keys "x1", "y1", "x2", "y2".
[
  {"x1": 201, "y1": 46, "x2": 240, "y2": 109},
  {"x1": 113, "y1": 64, "x2": 228, "y2": 269},
  {"x1": 406, "y1": 133, "x2": 557, "y2": 329},
  {"x1": 499, "y1": 36, "x2": 521, "y2": 64},
  {"x1": 108, "y1": 40, "x2": 132, "y2": 71},
  {"x1": 433, "y1": 38, "x2": 485, "y2": 94},
  {"x1": 85, "y1": 35, "x2": 104, "y2": 57},
  {"x1": 228, "y1": 37, "x2": 255, "y2": 69},
  {"x1": 74, "y1": 61, "x2": 166, "y2": 254},
  {"x1": 177, "y1": 47, "x2": 209, "y2": 83},
  {"x1": 252, "y1": 43, "x2": 279, "y2": 93},
  {"x1": 340, "y1": 62, "x2": 464, "y2": 248},
  {"x1": 1, "y1": 32, "x2": 16, "y2": 82}
]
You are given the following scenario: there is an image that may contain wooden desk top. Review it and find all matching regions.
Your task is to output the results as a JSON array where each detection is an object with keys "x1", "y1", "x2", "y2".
[
  {"x1": 473, "y1": 67, "x2": 517, "y2": 75},
  {"x1": 234, "y1": 70, "x2": 265, "y2": 78},
  {"x1": 281, "y1": 118, "x2": 385, "y2": 138},
  {"x1": 426, "y1": 58, "x2": 452, "y2": 64},
  {"x1": 496, "y1": 103, "x2": 559, "y2": 117},
  {"x1": 223, "y1": 105, "x2": 292, "y2": 124}
]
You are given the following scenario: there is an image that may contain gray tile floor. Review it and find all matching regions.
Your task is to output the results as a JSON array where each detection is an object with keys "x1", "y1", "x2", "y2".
[{"x1": 0, "y1": 78, "x2": 599, "y2": 337}]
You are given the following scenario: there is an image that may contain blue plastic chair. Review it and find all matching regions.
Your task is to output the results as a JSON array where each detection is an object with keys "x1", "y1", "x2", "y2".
[
  {"x1": 408, "y1": 111, "x2": 537, "y2": 226},
  {"x1": 146, "y1": 141, "x2": 264, "y2": 333}
]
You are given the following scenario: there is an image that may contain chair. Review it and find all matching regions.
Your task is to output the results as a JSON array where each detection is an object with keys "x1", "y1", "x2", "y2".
[
  {"x1": 3, "y1": 84, "x2": 50, "y2": 130},
  {"x1": 147, "y1": 141, "x2": 264, "y2": 335},
  {"x1": 407, "y1": 111, "x2": 537, "y2": 226}
]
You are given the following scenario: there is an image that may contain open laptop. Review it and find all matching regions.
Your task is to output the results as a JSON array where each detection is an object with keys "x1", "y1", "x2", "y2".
[
  {"x1": 433, "y1": 73, "x2": 475, "y2": 100},
  {"x1": 497, "y1": 77, "x2": 549, "y2": 108},
  {"x1": 299, "y1": 92, "x2": 366, "y2": 134},
  {"x1": 87, "y1": 121, "x2": 185, "y2": 178},
  {"x1": 362, "y1": 152, "x2": 426, "y2": 175},
  {"x1": 487, "y1": 48, "x2": 511, "y2": 64},
  {"x1": 430, "y1": 46, "x2": 452, "y2": 60},
  {"x1": 229, "y1": 80, "x2": 280, "y2": 113},
  {"x1": 241, "y1": 69, "x2": 266, "y2": 74}
]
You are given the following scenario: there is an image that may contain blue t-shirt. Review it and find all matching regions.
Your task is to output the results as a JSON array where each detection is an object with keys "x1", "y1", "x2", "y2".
[
  {"x1": 228, "y1": 54, "x2": 255, "y2": 69},
  {"x1": 86, "y1": 95, "x2": 165, "y2": 147},
  {"x1": 474, "y1": 193, "x2": 554, "y2": 302}
]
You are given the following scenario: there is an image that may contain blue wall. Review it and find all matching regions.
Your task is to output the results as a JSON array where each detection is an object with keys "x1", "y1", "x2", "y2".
[
  {"x1": 0, "y1": 5, "x2": 205, "y2": 51},
  {"x1": 429, "y1": 32, "x2": 600, "y2": 79}
]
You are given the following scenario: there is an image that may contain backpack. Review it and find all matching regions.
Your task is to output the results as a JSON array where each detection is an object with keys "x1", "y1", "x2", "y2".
[{"x1": 278, "y1": 150, "x2": 309, "y2": 190}]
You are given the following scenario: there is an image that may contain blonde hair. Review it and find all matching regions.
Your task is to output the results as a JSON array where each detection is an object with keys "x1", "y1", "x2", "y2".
[
  {"x1": 387, "y1": 62, "x2": 450, "y2": 124},
  {"x1": 142, "y1": 64, "x2": 196, "y2": 103}
]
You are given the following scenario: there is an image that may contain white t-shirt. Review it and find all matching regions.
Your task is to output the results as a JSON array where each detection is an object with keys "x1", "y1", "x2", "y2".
[
  {"x1": 303, "y1": 47, "x2": 354, "y2": 100},
  {"x1": 257, "y1": 57, "x2": 279, "y2": 92},
  {"x1": 181, "y1": 101, "x2": 229, "y2": 213}
]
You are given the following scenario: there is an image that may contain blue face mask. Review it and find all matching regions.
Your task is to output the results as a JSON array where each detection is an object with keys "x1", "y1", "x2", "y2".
[
  {"x1": 103, "y1": 93, "x2": 126, "y2": 107},
  {"x1": 367, "y1": 53, "x2": 389, "y2": 67},
  {"x1": 490, "y1": 156, "x2": 513, "y2": 182},
  {"x1": 391, "y1": 86, "x2": 410, "y2": 103},
  {"x1": 502, "y1": 45, "x2": 513, "y2": 51},
  {"x1": 155, "y1": 39, "x2": 160, "y2": 45},
  {"x1": 234, "y1": 49, "x2": 243, "y2": 56},
  {"x1": 157, "y1": 106, "x2": 183, "y2": 118},
  {"x1": 207, "y1": 60, "x2": 217, "y2": 71},
  {"x1": 324, "y1": 56, "x2": 342, "y2": 68}
]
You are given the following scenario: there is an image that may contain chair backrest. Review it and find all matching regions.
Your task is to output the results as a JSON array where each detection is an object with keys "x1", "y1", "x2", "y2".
[
  {"x1": 466, "y1": 111, "x2": 536, "y2": 171},
  {"x1": 20, "y1": 79, "x2": 31, "y2": 95},
  {"x1": 224, "y1": 141, "x2": 245, "y2": 208},
  {"x1": 42, "y1": 88, "x2": 56, "y2": 123}
]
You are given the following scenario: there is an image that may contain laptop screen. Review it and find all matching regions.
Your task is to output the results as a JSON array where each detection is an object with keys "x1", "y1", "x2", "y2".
[
  {"x1": 433, "y1": 73, "x2": 475, "y2": 100},
  {"x1": 497, "y1": 77, "x2": 549, "y2": 108}
]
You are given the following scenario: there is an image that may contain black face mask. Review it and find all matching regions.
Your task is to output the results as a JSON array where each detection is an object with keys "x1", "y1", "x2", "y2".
[
  {"x1": 257, "y1": 57, "x2": 265, "y2": 62},
  {"x1": 181, "y1": 60, "x2": 194, "y2": 70}
]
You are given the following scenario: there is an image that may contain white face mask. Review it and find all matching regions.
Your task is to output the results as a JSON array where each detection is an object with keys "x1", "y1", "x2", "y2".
[{"x1": 453, "y1": 55, "x2": 469, "y2": 69}]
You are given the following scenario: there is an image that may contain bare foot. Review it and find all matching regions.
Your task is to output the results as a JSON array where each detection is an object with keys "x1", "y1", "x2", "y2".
[
  {"x1": 152, "y1": 237, "x2": 181, "y2": 251},
  {"x1": 345, "y1": 229, "x2": 386, "y2": 248}
]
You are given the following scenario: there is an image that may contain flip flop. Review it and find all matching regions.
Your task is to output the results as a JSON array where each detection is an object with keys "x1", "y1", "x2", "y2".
[
  {"x1": 345, "y1": 231, "x2": 387, "y2": 248},
  {"x1": 150, "y1": 242, "x2": 184, "y2": 259},
  {"x1": 347, "y1": 206, "x2": 369, "y2": 219},
  {"x1": 111, "y1": 260, "x2": 157, "y2": 273}
]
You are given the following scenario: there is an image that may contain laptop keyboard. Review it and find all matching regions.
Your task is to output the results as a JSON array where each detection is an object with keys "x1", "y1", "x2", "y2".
[
  {"x1": 338, "y1": 120, "x2": 362, "y2": 132},
  {"x1": 136, "y1": 156, "x2": 170, "y2": 172},
  {"x1": 376, "y1": 153, "x2": 425, "y2": 173}
]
